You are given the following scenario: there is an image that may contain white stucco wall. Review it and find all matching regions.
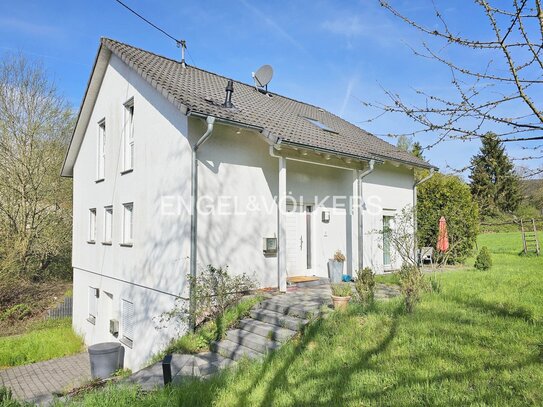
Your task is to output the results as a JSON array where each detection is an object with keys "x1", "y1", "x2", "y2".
[
  {"x1": 361, "y1": 164, "x2": 415, "y2": 272},
  {"x1": 72, "y1": 54, "x2": 192, "y2": 370}
]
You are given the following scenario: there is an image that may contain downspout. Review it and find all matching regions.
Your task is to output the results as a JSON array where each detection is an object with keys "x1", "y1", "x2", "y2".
[
  {"x1": 189, "y1": 116, "x2": 215, "y2": 330},
  {"x1": 269, "y1": 145, "x2": 287, "y2": 291},
  {"x1": 357, "y1": 160, "x2": 375, "y2": 270},
  {"x1": 413, "y1": 168, "x2": 435, "y2": 258}
]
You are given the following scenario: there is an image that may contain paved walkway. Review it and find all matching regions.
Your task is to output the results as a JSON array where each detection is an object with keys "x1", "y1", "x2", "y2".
[
  {"x1": 128, "y1": 283, "x2": 400, "y2": 390},
  {"x1": 0, "y1": 353, "x2": 90, "y2": 405}
]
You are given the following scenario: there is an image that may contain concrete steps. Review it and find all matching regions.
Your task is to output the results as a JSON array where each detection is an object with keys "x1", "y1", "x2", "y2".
[
  {"x1": 237, "y1": 318, "x2": 297, "y2": 342},
  {"x1": 210, "y1": 338, "x2": 263, "y2": 361},
  {"x1": 258, "y1": 298, "x2": 323, "y2": 319},
  {"x1": 250, "y1": 309, "x2": 308, "y2": 331},
  {"x1": 226, "y1": 329, "x2": 281, "y2": 354}
]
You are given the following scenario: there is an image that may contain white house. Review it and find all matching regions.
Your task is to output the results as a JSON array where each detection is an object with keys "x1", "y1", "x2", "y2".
[{"x1": 61, "y1": 38, "x2": 435, "y2": 370}]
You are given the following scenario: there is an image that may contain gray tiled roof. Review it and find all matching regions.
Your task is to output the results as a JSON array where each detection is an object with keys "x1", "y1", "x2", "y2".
[{"x1": 102, "y1": 38, "x2": 433, "y2": 168}]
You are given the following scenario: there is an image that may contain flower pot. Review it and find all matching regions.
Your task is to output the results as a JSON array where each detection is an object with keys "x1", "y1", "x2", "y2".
[
  {"x1": 328, "y1": 260, "x2": 344, "y2": 284},
  {"x1": 331, "y1": 295, "x2": 351, "y2": 310}
]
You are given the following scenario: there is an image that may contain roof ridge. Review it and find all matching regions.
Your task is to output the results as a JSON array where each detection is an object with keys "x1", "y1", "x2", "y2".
[{"x1": 100, "y1": 37, "x2": 352, "y2": 123}]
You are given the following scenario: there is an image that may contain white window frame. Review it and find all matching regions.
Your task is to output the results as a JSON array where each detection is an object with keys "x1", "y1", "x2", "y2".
[
  {"x1": 122, "y1": 99, "x2": 134, "y2": 172},
  {"x1": 103, "y1": 206, "x2": 113, "y2": 244},
  {"x1": 88, "y1": 208, "x2": 96, "y2": 243},
  {"x1": 121, "y1": 299, "x2": 134, "y2": 348},
  {"x1": 88, "y1": 287, "x2": 98, "y2": 324},
  {"x1": 97, "y1": 119, "x2": 106, "y2": 181},
  {"x1": 122, "y1": 202, "x2": 133, "y2": 246}
]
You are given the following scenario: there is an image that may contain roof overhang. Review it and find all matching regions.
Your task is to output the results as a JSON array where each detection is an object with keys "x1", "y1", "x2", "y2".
[{"x1": 61, "y1": 44, "x2": 111, "y2": 177}]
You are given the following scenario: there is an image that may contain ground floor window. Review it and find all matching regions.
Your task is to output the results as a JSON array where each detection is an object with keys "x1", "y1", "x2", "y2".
[{"x1": 383, "y1": 215, "x2": 394, "y2": 267}]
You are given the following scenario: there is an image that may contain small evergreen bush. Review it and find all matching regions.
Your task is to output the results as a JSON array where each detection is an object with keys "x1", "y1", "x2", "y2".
[
  {"x1": 354, "y1": 267, "x2": 375, "y2": 307},
  {"x1": 399, "y1": 264, "x2": 426, "y2": 313},
  {"x1": 474, "y1": 246, "x2": 492, "y2": 270}
]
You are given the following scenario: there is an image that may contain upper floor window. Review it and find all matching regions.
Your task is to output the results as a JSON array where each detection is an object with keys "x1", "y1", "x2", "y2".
[
  {"x1": 88, "y1": 208, "x2": 96, "y2": 243},
  {"x1": 123, "y1": 99, "x2": 134, "y2": 172},
  {"x1": 97, "y1": 119, "x2": 106, "y2": 181},
  {"x1": 103, "y1": 206, "x2": 113, "y2": 244},
  {"x1": 122, "y1": 203, "x2": 133, "y2": 246}
]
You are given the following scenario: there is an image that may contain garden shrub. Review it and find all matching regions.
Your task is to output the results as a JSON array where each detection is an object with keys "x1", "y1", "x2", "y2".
[
  {"x1": 399, "y1": 264, "x2": 426, "y2": 313},
  {"x1": 354, "y1": 267, "x2": 375, "y2": 307},
  {"x1": 474, "y1": 246, "x2": 492, "y2": 270},
  {"x1": 161, "y1": 265, "x2": 257, "y2": 330},
  {"x1": 417, "y1": 172, "x2": 479, "y2": 263}
]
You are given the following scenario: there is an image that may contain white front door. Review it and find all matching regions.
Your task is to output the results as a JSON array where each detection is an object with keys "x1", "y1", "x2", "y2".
[{"x1": 286, "y1": 204, "x2": 312, "y2": 275}]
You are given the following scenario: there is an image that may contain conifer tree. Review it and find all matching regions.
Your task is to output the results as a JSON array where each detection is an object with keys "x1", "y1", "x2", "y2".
[{"x1": 469, "y1": 133, "x2": 521, "y2": 214}]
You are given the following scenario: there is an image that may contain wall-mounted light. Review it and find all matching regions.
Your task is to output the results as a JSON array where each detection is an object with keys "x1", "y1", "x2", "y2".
[{"x1": 322, "y1": 211, "x2": 330, "y2": 223}]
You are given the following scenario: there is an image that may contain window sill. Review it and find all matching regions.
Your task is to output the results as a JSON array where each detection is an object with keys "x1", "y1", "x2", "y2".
[
  {"x1": 120, "y1": 168, "x2": 133, "y2": 175},
  {"x1": 87, "y1": 240, "x2": 96, "y2": 245},
  {"x1": 95, "y1": 178, "x2": 105, "y2": 184},
  {"x1": 120, "y1": 243, "x2": 133, "y2": 247},
  {"x1": 120, "y1": 337, "x2": 133, "y2": 349},
  {"x1": 87, "y1": 317, "x2": 96, "y2": 325},
  {"x1": 101, "y1": 241, "x2": 112, "y2": 246}
]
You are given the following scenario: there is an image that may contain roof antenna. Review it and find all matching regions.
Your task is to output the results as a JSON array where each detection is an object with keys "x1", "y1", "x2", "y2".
[{"x1": 177, "y1": 40, "x2": 187, "y2": 67}]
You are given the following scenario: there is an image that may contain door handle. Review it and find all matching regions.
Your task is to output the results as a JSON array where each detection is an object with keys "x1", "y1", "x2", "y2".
[{"x1": 300, "y1": 235, "x2": 303, "y2": 250}]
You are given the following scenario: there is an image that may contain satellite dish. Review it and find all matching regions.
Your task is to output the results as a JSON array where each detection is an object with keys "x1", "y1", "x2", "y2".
[{"x1": 252, "y1": 64, "x2": 273, "y2": 89}]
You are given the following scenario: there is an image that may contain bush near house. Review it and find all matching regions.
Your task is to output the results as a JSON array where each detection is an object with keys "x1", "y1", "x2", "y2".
[
  {"x1": 417, "y1": 172, "x2": 479, "y2": 263},
  {"x1": 354, "y1": 267, "x2": 375, "y2": 307},
  {"x1": 65, "y1": 233, "x2": 543, "y2": 406}
]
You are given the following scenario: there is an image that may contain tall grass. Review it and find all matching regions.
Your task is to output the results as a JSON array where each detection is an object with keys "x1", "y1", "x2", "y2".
[{"x1": 0, "y1": 318, "x2": 83, "y2": 368}]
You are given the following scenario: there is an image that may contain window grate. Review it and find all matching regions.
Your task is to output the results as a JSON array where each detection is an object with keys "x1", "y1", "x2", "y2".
[{"x1": 121, "y1": 299, "x2": 134, "y2": 346}]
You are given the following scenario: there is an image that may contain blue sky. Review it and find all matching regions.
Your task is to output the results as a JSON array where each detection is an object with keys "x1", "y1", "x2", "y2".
[{"x1": 1, "y1": 0, "x2": 540, "y2": 175}]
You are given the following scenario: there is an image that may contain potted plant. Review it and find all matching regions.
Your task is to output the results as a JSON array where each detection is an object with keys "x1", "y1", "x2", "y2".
[
  {"x1": 328, "y1": 249, "x2": 346, "y2": 283},
  {"x1": 331, "y1": 283, "x2": 352, "y2": 310}
]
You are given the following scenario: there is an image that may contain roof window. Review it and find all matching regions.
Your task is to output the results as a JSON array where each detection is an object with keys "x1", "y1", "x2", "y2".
[{"x1": 302, "y1": 116, "x2": 338, "y2": 133}]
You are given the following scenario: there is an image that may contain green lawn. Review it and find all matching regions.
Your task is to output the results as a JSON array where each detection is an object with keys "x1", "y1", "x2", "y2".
[
  {"x1": 64, "y1": 232, "x2": 543, "y2": 406},
  {"x1": 0, "y1": 318, "x2": 83, "y2": 368}
]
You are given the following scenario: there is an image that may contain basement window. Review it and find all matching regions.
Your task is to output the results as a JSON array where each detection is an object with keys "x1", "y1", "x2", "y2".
[
  {"x1": 302, "y1": 116, "x2": 338, "y2": 134},
  {"x1": 87, "y1": 287, "x2": 99, "y2": 324},
  {"x1": 121, "y1": 299, "x2": 134, "y2": 348}
]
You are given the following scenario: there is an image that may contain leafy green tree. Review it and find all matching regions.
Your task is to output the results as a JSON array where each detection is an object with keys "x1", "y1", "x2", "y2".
[
  {"x1": 417, "y1": 173, "x2": 479, "y2": 263},
  {"x1": 469, "y1": 133, "x2": 521, "y2": 215}
]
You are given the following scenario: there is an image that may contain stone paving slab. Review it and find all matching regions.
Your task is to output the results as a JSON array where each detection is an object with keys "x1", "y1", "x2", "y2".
[{"x1": 0, "y1": 352, "x2": 91, "y2": 405}]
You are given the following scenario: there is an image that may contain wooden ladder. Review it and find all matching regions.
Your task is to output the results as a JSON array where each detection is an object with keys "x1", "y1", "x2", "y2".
[{"x1": 521, "y1": 218, "x2": 540, "y2": 256}]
